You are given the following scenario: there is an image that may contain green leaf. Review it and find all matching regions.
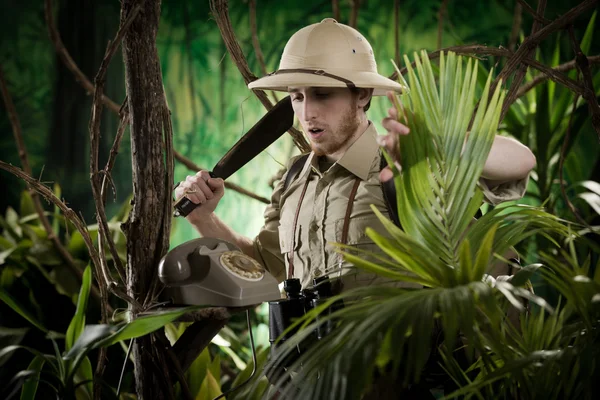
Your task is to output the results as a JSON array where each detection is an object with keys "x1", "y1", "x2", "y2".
[
  {"x1": 0, "y1": 288, "x2": 48, "y2": 333},
  {"x1": 577, "y1": 192, "x2": 600, "y2": 215},
  {"x1": 579, "y1": 10, "x2": 597, "y2": 56},
  {"x1": 52, "y1": 184, "x2": 61, "y2": 235},
  {"x1": 64, "y1": 325, "x2": 118, "y2": 361},
  {"x1": 20, "y1": 356, "x2": 45, "y2": 400},
  {"x1": 19, "y1": 191, "x2": 36, "y2": 222},
  {"x1": 94, "y1": 306, "x2": 205, "y2": 349},
  {"x1": 510, "y1": 263, "x2": 543, "y2": 287},
  {"x1": 66, "y1": 265, "x2": 92, "y2": 351},
  {"x1": 73, "y1": 356, "x2": 93, "y2": 399},
  {"x1": 197, "y1": 369, "x2": 222, "y2": 400},
  {"x1": 0, "y1": 327, "x2": 29, "y2": 367},
  {"x1": 188, "y1": 347, "x2": 211, "y2": 397}
]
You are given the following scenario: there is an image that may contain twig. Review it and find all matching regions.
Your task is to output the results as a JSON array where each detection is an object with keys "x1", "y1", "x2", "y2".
[
  {"x1": 182, "y1": 0, "x2": 199, "y2": 156},
  {"x1": 394, "y1": 0, "x2": 400, "y2": 66},
  {"x1": 89, "y1": 3, "x2": 143, "y2": 289},
  {"x1": 154, "y1": 331, "x2": 195, "y2": 400},
  {"x1": 44, "y1": 0, "x2": 121, "y2": 114},
  {"x1": 491, "y1": 0, "x2": 595, "y2": 100},
  {"x1": 44, "y1": 0, "x2": 268, "y2": 204},
  {"x1": 349, "y1": 0, "x2": 360, "y2": 28},
  {"x1": 0, "y1": 66, "x2": 108, "y2": 312},
  {"x1": 0, "y1": 162, "x2": 139, "y2": 308},
  {"x1": 559, "y1": 88, "x2": 590, "y2": 227},
  {"x1": 509, "y1": 1, "x2": 523, "y2": 52},
  {"x1": 437, "y1": 0, "x2": 449, "y2": 49},
  {"x1": 568, "y1": 26, "x2": 600, "y2": 140},
  {"x1": 101, "y1": 101, "x2": 129, "y2": 205},
  {"x1": 249, "y1": 0, "x2": 279, "y2": 103},
  {"x1": 498, "y1": 0, "x2": 547, "y2": 121},
  {"x1": 172, "y1": 319, "x2": 228, "y2": 373},
  {"x1": 390, "y1": 45, "x2": 584, "y2": 96},
  {"x1": 516, "y1": 0, "x2": 551, "y2": 24},
  {"x1": 333, "y1": 0, "x2": 341, "y2": 21},
  {"x1": 516, "y1": 55, "x2": 600, "y2": 97},
  {"x1": 210, "y1": 0, "x2": 310, "y2": 153}
]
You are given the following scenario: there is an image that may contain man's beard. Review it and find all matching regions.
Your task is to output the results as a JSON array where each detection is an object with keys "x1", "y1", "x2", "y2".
[{"x1": 310, "y1": 102, "x2": 360, "y2": 157}]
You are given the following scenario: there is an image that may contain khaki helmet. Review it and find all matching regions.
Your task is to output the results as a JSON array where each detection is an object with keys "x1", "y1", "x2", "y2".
[{"x1": 248, "y1": 18, "x2": 405, "y2": 96}]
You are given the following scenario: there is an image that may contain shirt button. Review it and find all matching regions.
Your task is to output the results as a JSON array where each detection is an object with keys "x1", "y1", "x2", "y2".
[{"x1": 310, "y1": 222, "x2": 319, "y2": 232}]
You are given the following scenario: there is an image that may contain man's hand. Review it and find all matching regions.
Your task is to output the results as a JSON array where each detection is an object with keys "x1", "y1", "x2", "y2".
[
  {"x1": 378, "y1": 91, "x2": 410, "y2": 182},
  {"x1": 174, "y1": 170, "x2": 225, "y2": 223}
]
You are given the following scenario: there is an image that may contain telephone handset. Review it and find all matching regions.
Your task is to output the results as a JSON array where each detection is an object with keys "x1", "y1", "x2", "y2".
[{"x1": 158, "y1": 238, "x2": 281, "y2": 308}]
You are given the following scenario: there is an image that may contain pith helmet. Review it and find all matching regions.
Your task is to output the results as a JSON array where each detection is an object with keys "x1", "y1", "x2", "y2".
[{"x1": 248, "y1": 18, "x2": 405, "y2": 96}]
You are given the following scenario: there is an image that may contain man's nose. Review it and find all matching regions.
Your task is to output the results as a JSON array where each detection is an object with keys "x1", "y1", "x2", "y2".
[{"x1": 302, "y1": 97, "x2": 318, "y2": 120}]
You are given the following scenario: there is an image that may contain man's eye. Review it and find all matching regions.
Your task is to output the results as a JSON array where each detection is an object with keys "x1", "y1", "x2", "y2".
[
  {"x1": 292, "y1": 96, "x2": 303, "y2": 102},
  {"x1": 316, "y1": 92, "x2": 330, "y2": 98}
]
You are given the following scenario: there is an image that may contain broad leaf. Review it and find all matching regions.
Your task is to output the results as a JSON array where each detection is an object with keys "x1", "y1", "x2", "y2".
[
  {"x1": 0, "y1": 288, "x2": 48, "y2": 333},
  {"x1": 66, "y1": 265, "x2": 92, "y2": 351}
]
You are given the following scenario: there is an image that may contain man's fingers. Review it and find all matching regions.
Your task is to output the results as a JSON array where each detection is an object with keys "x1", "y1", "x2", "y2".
[
  {"x1": 382, "y1": 118, "x2": 410, "y2": 135},
  {"x1": 379, "y1": 166, "x2": 394, "y2": 182},
  {"x1": 387, "y1": 106, "x2": 398, "y2": 120}
]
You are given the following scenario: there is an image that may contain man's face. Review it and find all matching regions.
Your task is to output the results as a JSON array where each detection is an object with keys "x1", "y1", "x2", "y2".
[{"x1": 289, "y1": 87, "x2": 361, "y2": 157}]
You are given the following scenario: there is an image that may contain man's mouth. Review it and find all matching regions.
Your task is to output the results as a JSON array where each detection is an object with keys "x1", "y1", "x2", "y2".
[{"x1": 308, "y1": 127, "x2": 325, "y2": 139}]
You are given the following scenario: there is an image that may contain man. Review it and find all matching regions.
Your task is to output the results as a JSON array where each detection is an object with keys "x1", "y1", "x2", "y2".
[{"x1": 174, "y1": 18, "x2": 536, "y2": 292}]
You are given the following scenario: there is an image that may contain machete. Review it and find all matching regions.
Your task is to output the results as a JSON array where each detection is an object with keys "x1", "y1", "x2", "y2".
[{"x1": 174, "y1": 95, "x2": 295, "y2": 217}]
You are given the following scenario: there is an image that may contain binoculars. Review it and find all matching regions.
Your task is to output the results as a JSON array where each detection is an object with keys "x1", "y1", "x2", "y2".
[{"x1": 267, "y1": 276, "x2": 344, "y2": 372}]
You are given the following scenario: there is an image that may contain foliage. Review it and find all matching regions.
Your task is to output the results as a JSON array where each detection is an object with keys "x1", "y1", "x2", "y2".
[{"x1": 264, "y1": 51, "x2": 599, "y2": 400}]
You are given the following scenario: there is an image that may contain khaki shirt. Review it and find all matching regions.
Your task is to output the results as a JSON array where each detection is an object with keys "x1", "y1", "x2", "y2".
[{"x1": 253, "y1": 123, "x2": 528, "y2": 290}]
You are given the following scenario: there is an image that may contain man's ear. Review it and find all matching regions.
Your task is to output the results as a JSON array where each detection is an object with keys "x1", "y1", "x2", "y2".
[{"x1": 357, "y1": 88, "x2": 374, "y2": 109}]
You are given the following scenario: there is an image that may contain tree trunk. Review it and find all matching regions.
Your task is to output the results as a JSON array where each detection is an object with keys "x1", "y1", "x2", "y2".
[{"x1": 120, "y1": 0, "x2": 173, "y2": 398}]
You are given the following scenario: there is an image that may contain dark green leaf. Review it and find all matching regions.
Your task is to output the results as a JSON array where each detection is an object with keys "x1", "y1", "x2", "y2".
[
  {"x1": 66, "y1": 265, "x2": 92, "y2": 351},
  {"x1": 0, "y1": 288, "x2": 48, "y2": 333},
  {"x1": 20, "y1": 355, "x2": 45, "y2": 400}
]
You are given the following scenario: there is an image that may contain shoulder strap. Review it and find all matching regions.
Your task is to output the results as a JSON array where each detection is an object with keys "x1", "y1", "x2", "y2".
[
  {"x1": 283, "y1": 154, "x2": 310, "y2": 193},
  {"x1": 379, "y1": 155, "x2": 402, "y2": 228}
]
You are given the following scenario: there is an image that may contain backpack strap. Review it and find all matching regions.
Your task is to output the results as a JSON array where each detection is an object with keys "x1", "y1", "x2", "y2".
[
  {"x1": 283, "y1": 154, "x2": 310, "y2": 193},
  {"x1": 379, "y1": 154, "x2": 402, "y2": 228}
]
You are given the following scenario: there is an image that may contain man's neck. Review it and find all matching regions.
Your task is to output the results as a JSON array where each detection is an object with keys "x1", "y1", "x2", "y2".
[{"x1": 324, "y1": 119, "x2": 370, "y2": 162}]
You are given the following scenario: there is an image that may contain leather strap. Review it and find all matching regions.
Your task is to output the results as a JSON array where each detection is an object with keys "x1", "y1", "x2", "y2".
[
  {"x1": 287, "y1": 177, "x2": 311, "y2": 278},
  {"x1": 287, "y1": 172, "x2": 361, "y2": 279},
  {"x1": 267, "y1": 68, "x2": 357, "y2": 90}
]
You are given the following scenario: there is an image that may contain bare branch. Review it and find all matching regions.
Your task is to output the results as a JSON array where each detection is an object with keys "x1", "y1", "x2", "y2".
[
  {"x1": 568, "y1": 26, "x2": 600, "y2": 140},
  {"x1": 333, "y1": 0, "x2": 341, "y2": 21},
  {"x1": 44, "y1": 0, "x2": 121, "y2": 114},
  {"x1": 437, "y1": 0, "x2": 449, "y2": 49},
  {"x1": 349, "y1": 0, "x2": 360, "y2": 29},
  {"x1": 517, "y1": 55, "x2": 600, "y2": 97},
  {"x1": 210, "y1": 0, "x2": 310, "y2": 153},
  {"x1": 492, "y1": 0, "x2": 595, "y2": 97},
  {"x1": 101, "y1": 101, "x2": 129, "y2": 205},
  {"x1": 249, "y1": 0, "x2": 279, "y2": 103},
  {"x1": 516, "y1": 0, "x2": 551, "y2": 24},
  {"x1": 0, "y1": 161, "x2": 138, "y2": 308},
  {"x1": 44, "y1": 0, "x2": 268, "y2": 204},
  {"x1": 172, "y1": 319, "x2": 228, "y2": 373},
  {"x1": 182, "y1": 0, "x2": 200, "y2": 154},
  {"x1": 390, "y1": 45, "x2": 583, "y2": 96},
  {"x1": 89, "y1": 3, "x2": 143, "y2": 289},
  {"x1": 509, "y1": 2, "x2": 523, "y2": 52},
  {"x1": 0, "y1": 65, "x2": 109, "y2": 311},
  {"x1": 498, "y1": 0, "x2": 547, "y2": 121}
]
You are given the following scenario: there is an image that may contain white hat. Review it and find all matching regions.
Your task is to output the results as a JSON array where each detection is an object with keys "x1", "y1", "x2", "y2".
[{"x1": 248, "y1": 18, "x2": 405, "y2": 96}]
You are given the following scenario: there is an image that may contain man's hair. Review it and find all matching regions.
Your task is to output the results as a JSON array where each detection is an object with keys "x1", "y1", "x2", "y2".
[{"x1": 350, "y1": 88, "x2": 372, "y2": 112}]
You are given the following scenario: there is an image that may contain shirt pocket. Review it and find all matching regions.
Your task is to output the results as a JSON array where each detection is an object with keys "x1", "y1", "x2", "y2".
[
  {"x1": 277, "y1": 223, "x2": 306, "y2": 281},
  {"x1": 324, "y1": 216, "x2": 385, "y2": 289}
]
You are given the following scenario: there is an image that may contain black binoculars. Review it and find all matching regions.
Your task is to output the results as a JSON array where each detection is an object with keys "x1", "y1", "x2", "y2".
[{"x1": 267, "y1": 276, "x2": 344, "y2": 371}]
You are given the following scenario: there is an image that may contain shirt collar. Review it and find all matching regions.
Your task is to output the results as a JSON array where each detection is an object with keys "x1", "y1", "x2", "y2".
[
  {"x1": 336, "y1": 122, "x2": 379, "y2": 181},
  {"x1": 297, "y1": 122, "x2": 380, "y2": 181}
]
